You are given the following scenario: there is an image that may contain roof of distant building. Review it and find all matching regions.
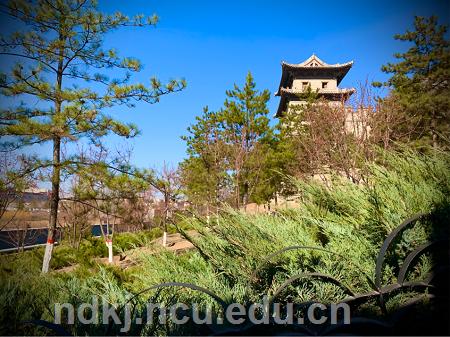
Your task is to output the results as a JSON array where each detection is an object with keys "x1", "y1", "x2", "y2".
[
  {"x1": 274, "y1": 54, "x2": 355, "y2": 117},
  {"x1": 276, "y1": 54, "x2": 354, "y2": 97},
  {"x1": 281, "y1": 54, "x2": 353, "y2": 69}
]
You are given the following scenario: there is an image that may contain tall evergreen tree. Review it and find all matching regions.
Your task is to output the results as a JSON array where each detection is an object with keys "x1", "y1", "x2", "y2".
[
  {"x1": 375, "y1": 16, "x2": 450, "y2": 148},
  {"x1": 181, "y1": 72, "x2": 278, "y2": 209},
  {"x1": 180, "y1": 106, "x2": 228, "y2": 213},
  {"x1": 0, "y1": 0, "x2": 185, "y2": 272},
  {"x1": 221, "y1": 71, "x2": 273, "y2": 206}
]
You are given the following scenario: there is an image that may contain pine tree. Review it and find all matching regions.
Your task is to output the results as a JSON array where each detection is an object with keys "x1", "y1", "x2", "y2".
[
  {"x1": 220, "y1": 71, "x2": 273, "y2": 206},
  {"x1": 0, "y1": 0, "x2": 185, "y2": 272},
  {"x1": 181, "y1": 72, "x2": 277, "y2": 209},
  {"x1": 375, "y1": 16, "x2": 450, "y2": 148},
  {"x1": 180, "y1": 106, "x2": 228, "y2": 213}
]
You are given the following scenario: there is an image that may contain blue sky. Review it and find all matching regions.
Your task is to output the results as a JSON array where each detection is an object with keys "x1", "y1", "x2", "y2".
[{"x1": 2, "y1": 0, "x2": 449, "y2": 170}]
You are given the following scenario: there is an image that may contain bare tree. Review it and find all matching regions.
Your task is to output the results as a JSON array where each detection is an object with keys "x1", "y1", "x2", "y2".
[
  {"x1": 153, "y1": 163, "x2": 182, "y2": 247},
  {"x1": 117, "y1": 191, "x2": 154, "y2": 232},
  {"x1": 0, "y1": 153, "x2": 35, "y2": 231},
  {"x1": 4, "y1": 222, "x2": 40, "y2": 252},
  {"x1": 280, "y1": 80, "x2": 421, "y2": 183},
  {"x1": 59, "y1": 198, "x2": 92, "y2": 249}
]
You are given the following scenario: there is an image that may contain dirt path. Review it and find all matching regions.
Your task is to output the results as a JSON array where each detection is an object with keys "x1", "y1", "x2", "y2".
[{"x1": 55, "y1": 231, "x2": 197, "y2": 273}]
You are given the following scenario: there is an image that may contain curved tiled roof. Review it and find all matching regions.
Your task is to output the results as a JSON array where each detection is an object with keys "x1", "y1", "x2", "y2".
[
  {"x1": 275, "y1": 87, "x2": 355, "y2": 117},
  {"x1": 274, "y1": 54, "x2": 355, "y2": 118},
  {"x1": 275, "y1": 54, "x2": 354, "y2": 95},
  {"x1": 279, "y1": 87, "x2": 356, "y2": 95},
  {"x1": 281, "y1": 54, "x2": 354, "y2": 68}
]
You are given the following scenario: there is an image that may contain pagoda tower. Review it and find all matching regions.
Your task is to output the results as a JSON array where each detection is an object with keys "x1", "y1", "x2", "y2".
[{"x1": 275, "y1": 54, "x2": 355, "y2": 117}]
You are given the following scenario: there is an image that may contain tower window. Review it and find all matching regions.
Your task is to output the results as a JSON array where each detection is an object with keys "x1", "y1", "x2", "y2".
[{"x1": 322, "y1": 81, "x2": 328, "y2": 89}]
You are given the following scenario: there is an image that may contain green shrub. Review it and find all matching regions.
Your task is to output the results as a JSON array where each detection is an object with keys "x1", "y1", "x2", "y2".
[{"x1": 1, "y1": 149, "x2": 449, "y2": 335}]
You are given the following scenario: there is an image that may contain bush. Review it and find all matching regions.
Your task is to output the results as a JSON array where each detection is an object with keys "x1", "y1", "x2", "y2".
[{"x1": 1, "y1": 149, "x2": 448, "y2": 335}]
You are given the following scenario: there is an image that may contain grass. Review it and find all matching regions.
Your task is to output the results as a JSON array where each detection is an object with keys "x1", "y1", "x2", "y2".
[
  {"x1": 0, "y1": 227, "x2": 166, "y2": 271},
  {"x1": 0, "y1": 149, "x2": 449, "y2": 335}
]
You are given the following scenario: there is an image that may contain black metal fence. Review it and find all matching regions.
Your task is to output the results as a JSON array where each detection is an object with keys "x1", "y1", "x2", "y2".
[{"x1": 0, "y1": 224, "x2": 110, "y2": 252}]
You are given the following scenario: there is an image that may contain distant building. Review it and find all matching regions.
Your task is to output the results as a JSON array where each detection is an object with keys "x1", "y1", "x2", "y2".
[
  {"x1": 275, "y1": 54, "x2": 368, "y2": 136},
  {"x1": 22, "y1": 188, "x2": 50, "y2": 203},
  {"x1": 275, "y1": 54, "x2": 355, "y2": 117},
  {"x1": 2, "y1": 188, "x2": 50, "y2": 211}
]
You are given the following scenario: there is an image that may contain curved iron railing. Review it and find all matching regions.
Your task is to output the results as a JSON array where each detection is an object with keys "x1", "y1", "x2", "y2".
[{"x1": 22, "y1": 212, "x2": 448, "y2": 335}]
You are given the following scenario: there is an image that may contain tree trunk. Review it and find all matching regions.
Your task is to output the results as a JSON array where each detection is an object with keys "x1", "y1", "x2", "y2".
[
  {"x1": 242, "y1": 181, "x2": 249, "y2": 206},
  {"x1": 42, "y1": 137, "x2": 61, "y2": 273},
  {"x1": 162, "y1": 212, "x2": 168, "y2": 247},
  {"x1": 235, "y1": 170, "x2": 240, "y2": 209},
  {"x1": 107, "y1": 238, "x2": 113, "y2": 263},
  {"x1": 163, "y1": 202, "x2": 168, "y2": 247},
  {"x1": 42, "y1": 24, "x2": 65, "y2": 273},
  {"x1": 162, "y1": 230, "x2": 167, "y2": 247},
  {"x1": 431, "y1": 112, "x2": 438, "y2": 149},
  {"x1": 162, "y1": 191, "x2": 169, "y2": 247},
  {"x1": 105, "y1": 215, "x2": 114, "y2": 263}
]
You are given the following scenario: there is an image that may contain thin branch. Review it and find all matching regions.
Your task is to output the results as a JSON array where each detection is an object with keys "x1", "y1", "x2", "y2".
[{"x1": 0, "y1": 52, "x2": 58, "y2": 73}]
